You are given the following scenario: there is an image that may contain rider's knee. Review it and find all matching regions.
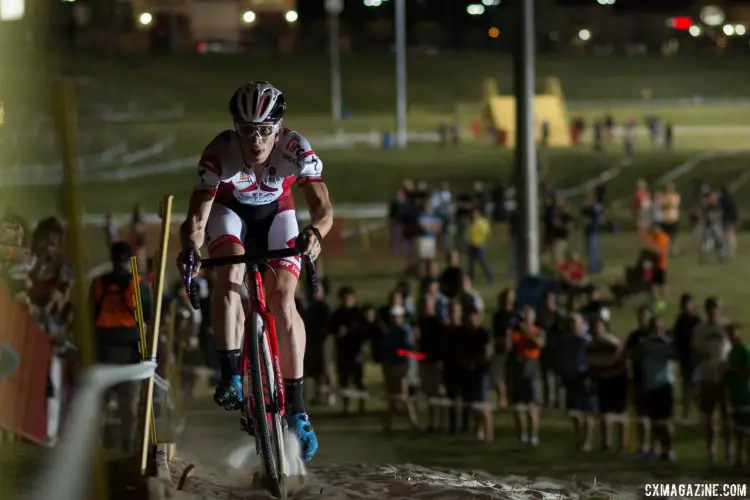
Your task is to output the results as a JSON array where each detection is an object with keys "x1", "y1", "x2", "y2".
[
  {"x1": 214, "y1": 264, "x2": 245, "y2": 294},
  {"x1": 267, "y1": 285, "x2": 296, "y2": 325}
]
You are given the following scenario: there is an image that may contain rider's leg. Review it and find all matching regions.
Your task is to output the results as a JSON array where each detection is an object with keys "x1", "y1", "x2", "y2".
[
  {"x1": 210, "y1": 241, "x2": 247, "y2": 409},
  {"x1": 264, "y1": 267, "x2": 318, "y2": 461}
]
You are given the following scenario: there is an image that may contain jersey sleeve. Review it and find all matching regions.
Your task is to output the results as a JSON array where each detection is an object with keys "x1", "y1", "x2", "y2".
[
  {"x1": 195, "y1": 131, "x2": 234, "y2": 192},
  {"x1": 289, "y1": 134, "x2": 324, "y2": 187}
]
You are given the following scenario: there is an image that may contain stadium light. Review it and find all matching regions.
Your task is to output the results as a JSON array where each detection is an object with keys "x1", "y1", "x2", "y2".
[
  {"x1": 139, "y1": 12, "x2": 152, "y2": 26},
  {"x1": 723, "y1": 24, "x2": 734, "y2": 36},
  {"x1": 596, "y1": 0, "x2": 615, "y2": 5},
  {"x1": 363, "y1": 0, "x2": 383, "y2": 6},
  {"x1": 467, "y1": 4, "x2": 485, "y2": 15},
  {"x1": 700, "y1": 5, "x2": 725, "y2": 27},
  {"x1": 578, "y1": 28, "x2": 591, "y2": 41},
  {"x1": 735, "y1": 24, "x2": 746, "y2": 36},
  {"x1": 0, "y1": 0, "x2": 25, "y2": 20},
  {"x1": 284, "y1": 10, "x2": 298, "y2": 23},
  {"x1": 688, "y1": 25, "x2": 701, "y2": 37},
  {"x1": 482, "y1": 0, "x2": 501, "y2": 6},
  {"x1": 241, "y1": 10, "x2": 256, "y2": 23}
]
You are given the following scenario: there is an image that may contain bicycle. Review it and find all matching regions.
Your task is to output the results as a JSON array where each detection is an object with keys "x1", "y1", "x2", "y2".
[{"x1": 183, "y1": 247, "x2": 316, "y2": 498}]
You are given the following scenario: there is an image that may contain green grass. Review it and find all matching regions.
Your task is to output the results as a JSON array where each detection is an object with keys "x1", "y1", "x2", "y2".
[
  {"x1": 54, "y1": 54, "x2": 750, "y2": 117},
  {"x1": 0, "y1": 144, "x2": 698, "y2": 219}
]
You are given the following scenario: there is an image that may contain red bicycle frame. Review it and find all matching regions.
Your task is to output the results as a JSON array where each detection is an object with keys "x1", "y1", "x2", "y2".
[{"x1": 241, "y1": 268, "x2": 286, "y2": 418}]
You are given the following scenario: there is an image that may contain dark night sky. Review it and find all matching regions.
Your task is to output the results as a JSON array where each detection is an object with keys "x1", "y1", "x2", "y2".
[{"x1": 296, "y1": 0, "x2": 749, "y2": 23}]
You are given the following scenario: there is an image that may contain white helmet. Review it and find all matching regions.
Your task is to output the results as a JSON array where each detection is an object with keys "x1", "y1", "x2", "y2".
[{"x1": 229, "y1": 81, "x2": 286, "y2": 124}]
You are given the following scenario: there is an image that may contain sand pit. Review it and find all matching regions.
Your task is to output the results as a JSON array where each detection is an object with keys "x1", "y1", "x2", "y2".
[{"x1": 169, "y1": 455, "x2": 641, "y2": 500}]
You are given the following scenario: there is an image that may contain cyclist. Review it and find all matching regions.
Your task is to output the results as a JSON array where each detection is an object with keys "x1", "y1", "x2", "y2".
[{"x1": 178, "y1": 81, "x2": 333, "y2": 462}]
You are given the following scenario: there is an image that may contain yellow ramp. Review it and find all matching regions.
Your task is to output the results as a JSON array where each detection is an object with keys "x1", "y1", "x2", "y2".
[{"x1": 482, "y1": 77, "x2": 571, "y2": 147}]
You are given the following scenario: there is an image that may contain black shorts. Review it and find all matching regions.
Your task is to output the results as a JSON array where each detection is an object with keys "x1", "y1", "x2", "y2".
[
  {"x1": 564, "y1": 374, "x2": 597, "y2": 413},
  {"x1": 652, "y1": 268, "x2": 666, "y2": 286},
  {"x1": 643, "y1": 384, "x2": 674, "y2": 421},
  {"x1": 596, "y1": 373, "x2": 628, "y2": 415},
  {"x1": 462, "y1": 369, "x2": 490, "y2": 403},
  {"x1": 660, "y1": 222, "x2": 678, "y2": 238},
  {"x1": 511, "y1": 374, "x2": 539, "y2": 406}
]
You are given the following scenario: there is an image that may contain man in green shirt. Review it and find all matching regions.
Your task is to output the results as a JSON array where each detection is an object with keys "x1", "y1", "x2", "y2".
[{"x1": 725, "y1": 323, "x2": 750, "y2": 468}]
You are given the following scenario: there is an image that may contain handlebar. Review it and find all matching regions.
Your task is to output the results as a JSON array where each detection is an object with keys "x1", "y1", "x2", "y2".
[{"x1": 183, "y1": 248, "x2": 317, "y2": 310}]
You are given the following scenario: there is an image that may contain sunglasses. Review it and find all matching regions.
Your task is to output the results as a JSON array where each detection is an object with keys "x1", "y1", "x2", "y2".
[{"x1": 235, "y1": 122, "x2": 279, "y2": 138}]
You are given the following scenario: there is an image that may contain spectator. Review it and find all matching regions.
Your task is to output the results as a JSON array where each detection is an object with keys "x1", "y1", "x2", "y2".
[
  {"x1": 442, "y1": 301, "x2": 465, "y2": 434},
  {"x1": 724, "y1": 323, "x2": 750, "y2": 468},
  {"x1": 303, "y1": 283, "x2": 333, "y2": 405},
  {"x1": 587, "y1": 317, "x2": 628, "y2": 452},
  {"x1": 507, "y1": 305, "x2": 545, "y2": 446},
  {"x1": 491, "y1": 289, "x2": 518, "y2": 409},
  {"x1": 459, "y1": 274, "x2": 484, "y2": 319},
  {"x1": 91, "y1": 241, "x2": 152, "y2": 451},
  {"x1": 402, "y1": 178, "x2": 416, "y2": 205},
  {"x1": 631, "y1": 179, "x2": 652, "y2": 237},
  {"x1": 382, "y1": 305, "x2": 418, "y2": 432},
  {"x1": 465, "y1": 208, "x2": 493, "y2": 284},
  {"x1": 694, "y1": 296, "x2": 732, "y2": 465},
  {"x1": 642, "y1": 222, "x2": 670, "y2": 311},
  {"x1": 491, "y1": 182, "x2": 507, "y2": 226},
  {"x1": 388, "y1": 188, "x2": 411, "y2": 256},
  {"x1": 429, "y1": 181, "x2": 453, "y2": 253},
  {"x1": 719, "y1": 187, "x2": 738, "y2": 259},
  {"x1": 625, "y1": 304, "x2": 654, "y2": 457},
  {"x1": 23, "y1": 217, "x2": 73, "y2": 335},
  {"x1": 671, "y1": 293, "x2": 702, "y2": 421},
  {"x1": 659, "y1": 182, "x2": 681, "y2": 256},
  {"x1": 458, "y1": 307, "x2": 493, "y2": 442},
  {"x1": 700, "y1": 190, "x2": 725, "y2": 262},
  {"x1": 454, "y1": 191, "x2": 475, "y2": 251},
  {"x1": 414, "y1": 203, "x2": 442, "y2": 270},
  {"x1": 438, "y1": 250, "x2": 462, "y2": 299},
  {"x1": 650, "y1": 189, "x2": 663, "y2": 229},
  {"x1": 638, "y1": 316, "x2": 677, "y2": 461},
  {"x1": 418, "y1": 294, "x2": 447, "y2": 432},
  {"x1": 537, "y1": 291, "x2": 565, "y2": 408},
  {"x1": 362, "y1": 304, "x2": 387, "y2": 366},
  {"x1": 580, "y1": 190, "x2": 604, "y2": 275},
  {"x1": 472, "y1": 181, "x2": 490, "y2": 216},
  {"x1": 558, "y1": 313, "x2": 595, "y2": 451},
  {"x1": 420, "y1": 276, "x2": 448, "y2": 323},
  {"x1": 0, "y1": 211, "x2": 34, "y2": 294},
  {"x1": 394, "y1": 279, "x2": 417, "y2": 319},
  {"x1": 413, "y1": 180, "x2": 430, "y2": 209},
  {"x1": 330, "y1": 286, "x2": 367, "y2": 414},
  {"x1": 127, "y1": 207, "x2": 148, "y2": 273},
  {"x1": 196, "y1": 268, "x2": 219, "y2": 385},
  {"x1": 550, "y1": 199, "x2": 573, "y2": 264}
]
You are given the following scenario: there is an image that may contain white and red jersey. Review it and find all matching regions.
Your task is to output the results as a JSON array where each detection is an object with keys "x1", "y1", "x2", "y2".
[{"x1": 195, "y1": 128, "x2": 324, "y2": 210}]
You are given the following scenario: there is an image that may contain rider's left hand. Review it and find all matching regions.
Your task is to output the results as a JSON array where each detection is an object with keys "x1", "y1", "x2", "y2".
[{"x1": 296, "y1": 227, "x2": 321, "y2": 261}]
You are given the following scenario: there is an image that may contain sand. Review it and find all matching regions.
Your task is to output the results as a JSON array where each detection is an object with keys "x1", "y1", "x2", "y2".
[{"x1": 168, "y1": 452, "x2": 638, "y2": 500}]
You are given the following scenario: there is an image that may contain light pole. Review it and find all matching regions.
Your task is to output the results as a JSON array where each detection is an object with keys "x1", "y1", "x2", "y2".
[
  {"x1": 395, "y1": 0, "x2": 407, "y2": 148},
  {"x1": 325, "y1": 0, "x2": 344, "y2": 125},
  {"x1": 514, "y1": 0, "x2": 539, "y2": 277}
]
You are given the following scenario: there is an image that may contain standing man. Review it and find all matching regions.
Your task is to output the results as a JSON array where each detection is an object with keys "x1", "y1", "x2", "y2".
[{"x1": 91, "y1": 242, "x2": 152, "y2": 451}]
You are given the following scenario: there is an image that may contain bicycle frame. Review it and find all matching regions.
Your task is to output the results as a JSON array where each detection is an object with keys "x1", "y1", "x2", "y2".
[{"x1": 243, "y1": 263, "x2": 286, "y2": 418}]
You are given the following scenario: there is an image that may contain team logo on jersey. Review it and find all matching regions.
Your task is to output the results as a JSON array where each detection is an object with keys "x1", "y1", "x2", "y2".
[{"x1": 239, "y1": 170, "x2": 252, "y2": 182}]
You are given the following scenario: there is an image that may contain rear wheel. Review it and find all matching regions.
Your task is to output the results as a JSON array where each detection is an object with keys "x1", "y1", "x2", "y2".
[{"x1": 247, "y1": 312, "x2": 286, "y2": 497}]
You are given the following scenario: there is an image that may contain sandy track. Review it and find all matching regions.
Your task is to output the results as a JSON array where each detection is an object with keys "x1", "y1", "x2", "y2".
[{"x1": 168, "y1": 455, "x2": 639, "y2": 500}]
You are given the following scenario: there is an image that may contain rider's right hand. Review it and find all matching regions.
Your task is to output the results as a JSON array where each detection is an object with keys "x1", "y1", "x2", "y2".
[{"x1": 177, "y1": 246, "x2": 201, "y2": 279}]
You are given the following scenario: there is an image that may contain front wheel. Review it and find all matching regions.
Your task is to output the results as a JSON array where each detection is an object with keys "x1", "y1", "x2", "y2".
[{"x1": 247, "y1": 312, "x2": 286, "y2": 498}]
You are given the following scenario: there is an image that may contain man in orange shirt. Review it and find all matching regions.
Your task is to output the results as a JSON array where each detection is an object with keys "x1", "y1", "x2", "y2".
[{"x1": 644, "y1": 223, "x2": 670, "y2": 311}]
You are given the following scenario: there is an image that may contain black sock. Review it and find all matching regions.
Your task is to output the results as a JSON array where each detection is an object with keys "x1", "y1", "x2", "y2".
[
  {"x1": 284, "y1": 378, "x2": 305, "y2": 414},
  {"x1": 217, "y1": 349, "x2": 241, "y2": 381}
]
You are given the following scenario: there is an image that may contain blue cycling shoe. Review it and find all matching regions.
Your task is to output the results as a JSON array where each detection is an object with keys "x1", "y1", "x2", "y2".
[
  {"x1": 287, "y1": 412, "x2": 318, "y2": 462},
  {"x1": 214, "y1": 375, "x2": 243, "y2": 411}
]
